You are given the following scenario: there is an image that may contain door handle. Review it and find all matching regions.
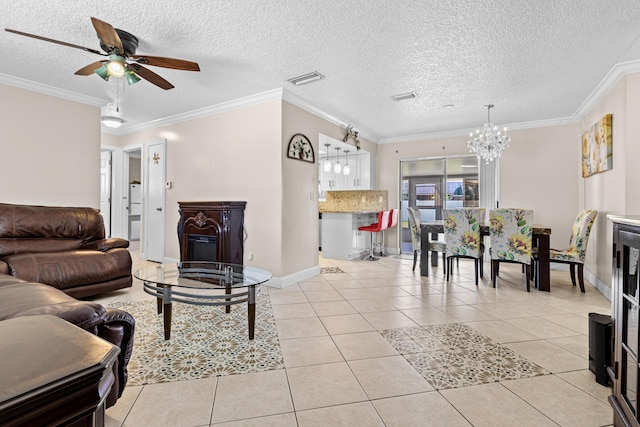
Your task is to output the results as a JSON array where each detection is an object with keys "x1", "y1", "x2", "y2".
[{"x1": 156, "y1": 207, "x2": 162, "y2": 211}]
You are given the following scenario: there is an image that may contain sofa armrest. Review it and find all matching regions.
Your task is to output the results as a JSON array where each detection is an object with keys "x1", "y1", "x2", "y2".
[
  {"x1": 83, "y1": 238, "x2": 130, "y2": 252},
  {"x1": 98, "y1": 308, "x2": 135, "y2": 408}
]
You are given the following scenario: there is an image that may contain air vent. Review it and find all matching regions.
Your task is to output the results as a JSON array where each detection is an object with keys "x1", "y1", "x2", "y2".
[
  {"x1": 287, "y1": 71, "x2": 325, "y2": 86},
  {"x1": 391, "y1": 91, "x2": 418, "y2": 101}
]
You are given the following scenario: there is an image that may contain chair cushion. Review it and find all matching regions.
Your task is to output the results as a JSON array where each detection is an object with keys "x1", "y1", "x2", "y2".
[
  {"x1": 429, "y1": 241, "x2": 446, "y2": 252},
  {"x1": 549, "y1": 248, "x2": 582, "y2": 264}
]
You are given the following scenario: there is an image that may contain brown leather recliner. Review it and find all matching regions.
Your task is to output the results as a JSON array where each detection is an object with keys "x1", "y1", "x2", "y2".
[
  {"x1": 0, "y1": 273, "x2": 135, "y2": 408},
  {"x1": 0, "y1": 203, "x2": 132, "y2": 298}
]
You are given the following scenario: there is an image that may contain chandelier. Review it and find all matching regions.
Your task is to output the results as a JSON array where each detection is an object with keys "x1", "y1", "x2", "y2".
[{"x1": 468, "y1": 104, "x2": 510, "y2": 163}]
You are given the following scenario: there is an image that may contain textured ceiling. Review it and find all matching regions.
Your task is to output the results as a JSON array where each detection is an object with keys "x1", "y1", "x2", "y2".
[{"x1": 2, "y1": 0, "x2": 640, "y2": 141}]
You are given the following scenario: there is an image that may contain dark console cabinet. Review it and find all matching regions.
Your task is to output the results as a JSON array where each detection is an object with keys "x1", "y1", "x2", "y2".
[
  {"x1": 0, "y1": 315, "x2": 119, "y2": 427},
  {"x1": 178, "y1": 201, "x2": 246, "y2": 264},
  {"x1": 609, "y1": 215, "x2": 640, "y2": 427}
]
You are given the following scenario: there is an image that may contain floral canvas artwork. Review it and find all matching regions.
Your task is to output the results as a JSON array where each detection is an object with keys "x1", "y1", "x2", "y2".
[{"x1": 582, "y1": 114, "x2": 612, "y2": 177}]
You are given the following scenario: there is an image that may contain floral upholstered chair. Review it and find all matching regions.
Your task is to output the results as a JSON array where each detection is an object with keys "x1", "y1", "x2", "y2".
[
  {"x1": 538, "y1": 209, "x2": 597, "y2": 292},
  {"x1": 443, "y1": 208, "x2": 484, "y2": 285},
  {"x1": 489, "y1": 209, "x2": 533, "y2": 291},
  {"x1": 407, "y1": 207, "x2": 446, "y2": 273}
]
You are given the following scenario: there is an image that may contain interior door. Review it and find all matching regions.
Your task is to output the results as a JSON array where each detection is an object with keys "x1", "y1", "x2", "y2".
[
  {"x1": 99, "y1": 150, "x2": 112, "y2": 237},
  {"x1": 145, "y1": 140, "x2": 166, "y2": 262}
]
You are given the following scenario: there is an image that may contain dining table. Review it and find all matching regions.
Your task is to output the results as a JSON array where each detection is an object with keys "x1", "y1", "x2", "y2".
[{"x1": 419, "y1": 221, "x2": 553, "y2": 291}]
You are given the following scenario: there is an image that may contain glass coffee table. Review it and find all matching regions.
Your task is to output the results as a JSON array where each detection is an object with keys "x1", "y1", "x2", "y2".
[{"x1": 134, "y1": 262, "x2": 272, "y2": 340}]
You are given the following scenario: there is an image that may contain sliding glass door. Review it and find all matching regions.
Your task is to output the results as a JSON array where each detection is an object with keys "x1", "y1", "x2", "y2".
[{"x1": 400, "y1": 156, "x2": 483, "y2": 254}]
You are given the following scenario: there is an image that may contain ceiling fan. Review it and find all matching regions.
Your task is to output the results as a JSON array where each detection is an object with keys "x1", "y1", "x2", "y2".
[{"x1": 5, "y1": 17, "x2": 200, "y2": 90}]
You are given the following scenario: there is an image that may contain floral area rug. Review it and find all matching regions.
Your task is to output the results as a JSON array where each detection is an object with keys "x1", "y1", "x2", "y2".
[
  {"x1": 380, "y1": 323, "x2": 550, "y2": 390},
  {"x1": 108, "y1": 293, "x2": 283, "y2": 386}
]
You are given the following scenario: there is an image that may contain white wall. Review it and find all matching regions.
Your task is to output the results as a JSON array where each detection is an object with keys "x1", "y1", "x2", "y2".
[
  {"x1": 280, "y1": 101, "x2": 376, "y2": 277},
  {"x1": 117, "y1": 100, "x2": 284, "y2": 276},
  {"x1": 580, "y1": 73, "x2": 632, "y2": 293},
  {"x1": 0, "y1": 83, "x2": 100, "y2": 207},
  {"x1": 377, "y1": 124, "x2": 581, "y2": 272}
]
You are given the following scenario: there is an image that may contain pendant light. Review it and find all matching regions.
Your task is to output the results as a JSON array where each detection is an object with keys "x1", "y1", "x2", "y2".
[
  {"x1": 323, "y1": 143, "x2": 332, "y2": 172},
  {"x1": 334, "y1": 147, "x2": 341, "y2": 174},
  {"x1": 343, "y1": 150, "x2": 351, "y2": 175}
]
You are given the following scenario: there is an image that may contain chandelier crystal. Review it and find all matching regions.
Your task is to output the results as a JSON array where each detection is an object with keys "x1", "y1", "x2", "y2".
[{"x1": 468, "y1": 104, "x2": 510, "y2": 163}]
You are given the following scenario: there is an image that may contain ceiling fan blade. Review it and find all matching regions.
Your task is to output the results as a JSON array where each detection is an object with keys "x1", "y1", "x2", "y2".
[
  {"x1": 131, "y1": 55, "x2": 200, "y2": 71},
  {"x1": 4, "y1": 28, "x2": 106, "y2": 56},
  {"x1": 128, "y1": 63, "x2": 174, "y2": 90},
  {"x1": 90, "y1": 17, "x2": 123, "y2": 54},
  {"x1": 74, "y1": 61, "x2": 106, "y2": 76}
]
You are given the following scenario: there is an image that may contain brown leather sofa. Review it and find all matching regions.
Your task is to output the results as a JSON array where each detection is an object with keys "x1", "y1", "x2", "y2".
[
  {"x1": 0, "y1": 273, "x2": 134, "y2": 408},
  {"x1": 0, "y1": 203, "x2": 132, "y2": 298}
]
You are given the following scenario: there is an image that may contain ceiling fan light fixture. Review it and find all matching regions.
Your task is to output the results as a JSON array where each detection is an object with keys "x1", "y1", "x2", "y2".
[
  {"x1": 94, "y1": 64, "x2": 110, "y2": 81},
  {"x1": 101, "y1": 116, "x2": 124, "y2": 128},
  {"x1": 125, "y1": 70, "x2": 141, "y2": 85},
  {"x1": 106, "y1": 55, "x2": 126, "y2": 78}
]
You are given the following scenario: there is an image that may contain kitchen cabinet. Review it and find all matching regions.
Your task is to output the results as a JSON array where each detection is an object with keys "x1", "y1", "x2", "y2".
[
  {"x1": 609, "y1": 215, "x2": 640, "y2": 427},
  {"x1": 347, "y1": 153, "x2": 375, "y2": 190},
  {"x1": 319, "y1": 153, "x2": 375, "y2": 197},
  {"x1": 321, "y1": 212, "x2": 377, "y2": 260}
]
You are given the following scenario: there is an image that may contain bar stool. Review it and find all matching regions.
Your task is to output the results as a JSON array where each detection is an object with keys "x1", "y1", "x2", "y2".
[
  {"x1": 380, "y1": 208, "x2": 398, "y2": 256},
  {"x1": 358, "y1": 211, "x2": 390, "y2": 261}
]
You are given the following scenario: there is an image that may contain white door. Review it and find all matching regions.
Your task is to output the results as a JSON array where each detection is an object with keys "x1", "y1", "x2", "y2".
[
  {"x1": 145, "y1": 140, "x2": 166, "y2": 262},
  {"x1": 100, "y1": 150, "x2": 112, "y2": 237}
]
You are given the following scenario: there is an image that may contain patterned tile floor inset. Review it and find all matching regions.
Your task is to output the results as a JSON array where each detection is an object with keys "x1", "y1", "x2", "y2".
[
  {"x1": 108, "y1": 293, "x2": 284, "y2": 385},
  {"x1": 380, "y1": 323, "x2": 550, "y2": 390},
  {"x1": 320, "y1": 267, "x2": 345, "y2": 274}
]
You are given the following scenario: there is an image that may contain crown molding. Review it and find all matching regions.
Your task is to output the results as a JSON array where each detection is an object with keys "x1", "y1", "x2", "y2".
[
  {"x1": 281, "y1": 89, "x2": 381, "y2": 143},
  {"x1": 380, "y1": 60, "x2": 640, "y2": 145},
  {"x1": 378, "y1": 116, "x2": 576, "y2": 144},
  {"x1": 572, "y1": 59, "x2": 640, "y2": 120},
  {"x1": 0, "y1": 72, "x2": 106, "y2": 106},
  {"x1": 112, "y1": 88, "x2": 285, "y2": 135}
]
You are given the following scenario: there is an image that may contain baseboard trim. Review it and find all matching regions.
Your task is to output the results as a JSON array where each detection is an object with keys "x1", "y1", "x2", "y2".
[
  {"x1": 584, "y1": 269, "x2": 611, "y2": 301},
  {"x1": 264, "y1": 265, "x2": 321, "y2": 289}
]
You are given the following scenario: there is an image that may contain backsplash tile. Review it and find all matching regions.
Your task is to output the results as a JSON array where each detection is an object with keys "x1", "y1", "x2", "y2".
[{"x1": 319, "y1": 190, "x2": 388, "y2": 213}]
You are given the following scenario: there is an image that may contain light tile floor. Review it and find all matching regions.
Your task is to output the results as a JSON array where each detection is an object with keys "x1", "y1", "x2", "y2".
[{"x1": 96, "y1": 247, "x2": 614, "y2": 427}]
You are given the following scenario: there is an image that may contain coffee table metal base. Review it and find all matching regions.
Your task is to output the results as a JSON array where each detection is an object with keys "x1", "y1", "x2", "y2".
[{"x1": 143, "y1": 282, "x2": 258, "y2": 340}]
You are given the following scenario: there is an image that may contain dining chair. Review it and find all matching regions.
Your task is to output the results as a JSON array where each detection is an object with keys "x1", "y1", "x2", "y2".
[
  {"x1": 534, "y1": 209, "x2": 597, "y2": 292},
  {"x1": 443, "y1": 208, "x2": 484, "y2": 285},
  {"x1": 358, "y1": 211, "x2": 390, "y2": 261},
  {"x1": 489, "y1": 208, "x2": 533, "y2": 291},
  {"x1": 407, "y1": 207, "x2": 446, "y2": 273}
]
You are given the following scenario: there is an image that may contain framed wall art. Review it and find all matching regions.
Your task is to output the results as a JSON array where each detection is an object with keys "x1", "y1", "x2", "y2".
[
  {"x1": 287, "y1": 134, "x2": 315, "y2": 163},
  {"x1": 582, "y1": 114, "x2": 612, "y2": 177}
]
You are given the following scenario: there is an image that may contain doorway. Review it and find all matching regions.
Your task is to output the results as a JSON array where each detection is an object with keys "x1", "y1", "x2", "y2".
[
  {"x1": 100, "y1": 150, "x2": 112, "y2": 237},
  {"x1": 144, "y1": 140, "x2": 166, "y2": 262}
]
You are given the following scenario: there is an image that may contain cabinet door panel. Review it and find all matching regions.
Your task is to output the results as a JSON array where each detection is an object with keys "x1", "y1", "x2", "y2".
[
  {"x1": 622, "y1": 349, "x2": 638, "y2": 416},
  {"x1": 618, "y1": 228, "x2": 640, "y2": 424},
  {"x1": 625, "y1": 298, "x2": 639, "y2": 360}
]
